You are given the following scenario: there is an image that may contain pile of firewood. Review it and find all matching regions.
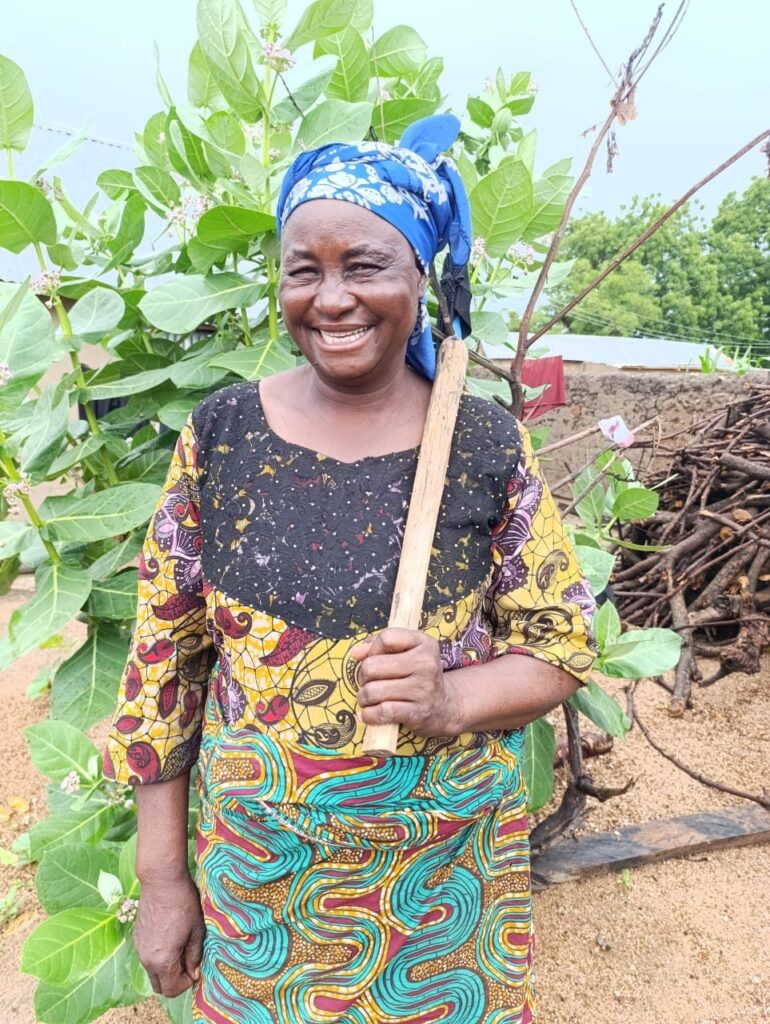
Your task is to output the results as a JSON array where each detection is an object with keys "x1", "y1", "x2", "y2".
[{"x1": 613, "y1": 382, "x2": 770, "y2": 715}]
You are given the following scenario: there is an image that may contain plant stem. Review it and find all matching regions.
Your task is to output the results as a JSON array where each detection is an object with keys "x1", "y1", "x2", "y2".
[
  {"x1": 0, "y1": 454, "x2": 60, "y2": 565},
  {"x1": 60, "y1": 313, "x2": 119, "y2": 488},
  {"x1": 266, "y1": 258, "x2": 279, "y2": 343},
  {"x1": 5, "y1": 147, "x2": 14, "y2": 179}
]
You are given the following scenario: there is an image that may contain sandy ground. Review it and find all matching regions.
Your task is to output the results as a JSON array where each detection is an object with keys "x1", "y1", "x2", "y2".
[{"x1": 1, "y1": 575, "x2": 768, "y2": 1023}]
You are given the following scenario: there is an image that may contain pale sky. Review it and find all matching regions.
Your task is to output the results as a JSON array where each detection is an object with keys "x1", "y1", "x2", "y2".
[{"x1": 3, "y1": 0, "x2": 768, "y2": 222}]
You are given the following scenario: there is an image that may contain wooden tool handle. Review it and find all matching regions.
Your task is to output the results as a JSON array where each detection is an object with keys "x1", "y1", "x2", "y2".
[{"x1": 362, "y1": 338, "x2": 469, "y2": 757}]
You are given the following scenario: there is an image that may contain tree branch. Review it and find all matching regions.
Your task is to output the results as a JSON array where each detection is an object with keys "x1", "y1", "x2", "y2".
[{"x1": 525, "y1": 129, "x2": 770, "y2": 349}]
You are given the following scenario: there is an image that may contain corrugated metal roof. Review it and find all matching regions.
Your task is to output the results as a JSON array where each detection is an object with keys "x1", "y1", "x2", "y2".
[{"x1": 483, "y1": 334, "x2": 733, "y2": 370}]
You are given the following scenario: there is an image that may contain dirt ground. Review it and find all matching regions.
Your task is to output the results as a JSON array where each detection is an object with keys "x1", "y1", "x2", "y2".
[{"x1": 1, "y1": 574, "x2": 768, "y2": 1023}]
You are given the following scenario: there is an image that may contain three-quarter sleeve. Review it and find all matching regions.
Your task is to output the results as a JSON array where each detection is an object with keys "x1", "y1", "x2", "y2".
[
  {"x1": 484, "y1": 424, "x2": 598, "y2": 683},
  {"x1": 104, "y1": 416, "x2": 216, "y2": 785}
]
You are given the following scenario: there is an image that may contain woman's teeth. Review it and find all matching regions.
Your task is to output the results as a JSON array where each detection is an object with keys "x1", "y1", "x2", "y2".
[{"x1": 319, "y1": 327, "x2": 369, "y2": 346}]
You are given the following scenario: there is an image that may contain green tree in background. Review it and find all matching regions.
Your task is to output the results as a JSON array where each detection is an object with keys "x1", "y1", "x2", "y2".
[{"x1": 539, "y1": 178, "x2": 769, "y2": 352}]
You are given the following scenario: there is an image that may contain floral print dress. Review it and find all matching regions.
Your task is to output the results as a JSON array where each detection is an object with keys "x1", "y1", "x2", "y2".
[{"x1": 106, "y1": 381, "x2": 596, "y2": 1024}]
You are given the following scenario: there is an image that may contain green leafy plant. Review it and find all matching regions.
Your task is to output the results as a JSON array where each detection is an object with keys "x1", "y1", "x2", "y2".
[{"x1": 0, "y1": 1, "x2": 681, "y2": 1019}]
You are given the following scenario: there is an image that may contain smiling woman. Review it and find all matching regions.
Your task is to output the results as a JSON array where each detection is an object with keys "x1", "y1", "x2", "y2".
[{"x1": 104, "y1": 115, "x2": 598, "y2": 1024}]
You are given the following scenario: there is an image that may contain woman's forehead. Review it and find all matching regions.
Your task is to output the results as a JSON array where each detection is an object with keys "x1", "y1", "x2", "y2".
[{"x1": 281, "y1": 199, "x2": 411, "y2": 256}]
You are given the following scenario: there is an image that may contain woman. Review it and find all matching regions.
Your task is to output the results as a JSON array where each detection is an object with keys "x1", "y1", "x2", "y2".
[{"x1": 105, "y1": 115, "x2": 597, "y2": 1024}]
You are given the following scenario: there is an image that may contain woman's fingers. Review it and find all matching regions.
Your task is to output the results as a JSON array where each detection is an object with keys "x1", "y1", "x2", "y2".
[
  {"x1": 351, "y1": 628, "x2": 424, "y2": 660},
  {"x1": 357, "y1": 651, "x2": 416, "y2": 684},
  {"x1": 183, "y1": 921, "x2": 205, "y2": 982}
]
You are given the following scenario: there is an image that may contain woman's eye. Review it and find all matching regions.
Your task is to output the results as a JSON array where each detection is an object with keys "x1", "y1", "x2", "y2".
[
  {"x1": 349, "y1": 263, "x2": 379, "y2": 274},
  {"x1": 287, "y1": 267, "x2": 317, "y2": 279}
]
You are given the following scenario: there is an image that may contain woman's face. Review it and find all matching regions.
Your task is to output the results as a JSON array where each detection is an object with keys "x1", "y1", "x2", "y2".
[{"x1": 279, "y1": 200, "x2": 425, "y2": 388}]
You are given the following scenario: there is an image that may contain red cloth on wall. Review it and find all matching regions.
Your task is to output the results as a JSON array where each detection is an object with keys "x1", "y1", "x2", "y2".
[{"x1": 521, "y1": 355, "x2": 567, "y2": 420}]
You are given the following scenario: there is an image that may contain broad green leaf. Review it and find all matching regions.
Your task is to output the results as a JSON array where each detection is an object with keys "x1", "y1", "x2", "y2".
[
  {"x1": 480, "y1": 259, "x2": 574, "y2": 298},
  {"x1": 140, "y1": 272, "x2": 262, "y2": 333},
  {"x1": 0, "y1": 521, "x2": 33, "y2": 559},
  {"x1": 522, "y1": 717, "x2": 556, "y2": 812},
  {"x1": 320, "y1": 28, "x2": 370, "y2": 104},
  {"x1": 0, "y1": 180, "x2": 56, "y2": 253},
  {"x1": 117, "y1": 449, "x2": 172, "y2": 485},
  {"x1": 31, "y1": 124, "x2": 89, "y2": 179},
  {"x1": 251, "y1": 0, "x2": 288, "y2": 30},
  {"x1": 162, "y1": 990, "x2": 195, "y2": 1024},
  {"x1": 68, "y1": 288, "x2": 126, "y2": 340},
  {"x1": 84, "y1": 570, "x2": 138, "y2": 622},
  {"x1": 19, "y1": 387, "x2": 70, "y2": 479},
  {"x1": 467, "y1": 97, "x2": 494, "y2": 129},
  {"x1": 21, "y1": 907, "x2": 120, "y2": 986},
  {"x1": 600, "y1": 628, "x2": 682, "y2": 680},
  {"x1": 158, "y1": 396, "x2": 198, "y2": 431},
  {"x1": 97, "y1": 870, "x2": 123, "y2": 907},
  {"x1": 412, "y1": 55, "x2": 443, "y2": 99},
  {"x1": 87, "y1": 532, "x2": 144, "y2": 582},
  {"x1": 118, "y1": 833, "x2": 139, "y2": 896},
  {"x1": 512, "y1": 129, "x2": 535, "y2": 173},
  {"x1": 593, "y1": 599, "x2": 621, "y2": 650},
  {"x1": 524, "y1": 158, "x2": 572, "y2": 241},
  {"x1": 187, "y1": 41, "x2": 223, "y2": 110},
  {"x1": 205, "y1": 110, "x2": 245, "y2": 155},
  {"x1": 154, "y1": 40, "x2": 174, "y2": 108},
  {"x1": 52, "y1": 622, "x2": 129, "y2": 729},
  {"x1": 285, "y1": 0, "x2": 357, "y2": 51},
  {"x1": 81, "y1": 365, "x2": 171, "y2": 402},
  {"x1": 371, "y1": 25, "x2": 427, "y2": 77},
  {"x1": 41, "y1": 484, "x2": 159, "y2": 544},
  {"x1": 470, "y1": 311, "x2": 508, "y2": 348},
  {"x1": 25, "y1": 720, "x2": 100, "y2": 782},
  {"x1": 372, "y1": 98, "x2": 437, "y2": 144},
  {"x1": 208, "y1": 338, "x2": 296, "y2": 379},
  {"x1": 197, "y1": 0, "x2": 263, "y2": 121},
  {"x1": 133, "y1": 165, "x2": 181, "y2": 211},
  {"x1": 3, "y1": 563, "x2": 92, "y2": 667},
  {"x1": 613, "y1": 486, "x2": 660, "y2": 523},
  {"x1": 456, "y1": 149, "x2": 478, "y2": 194},
  {"x1": 297, "y1": 99, "x2": 372, "y2": 149},
  {"x1": 96, "y1": 169, "x2": 137, "y2": 200},
  {"x1": 0, "y1": 54, "x2": 33, "y2": 151},
  {"x1": 271, "y1": 67, "x2": 335, "y2": 126},
  {"x1": 105, "y1": 192, "x2": 145, "y2": 267},
  {"x1": 470, "y1": 159, "x2": 534, "y2": 257},
  {"x1": 575, "y1": 545, "x2": 614, "y2": 596},
  {"x1": 569, "y1": 678, "x2": 631, "y2": 738},
  {"x1": 166, "y1": 110, "x2": 212, "y2": 183},
  {"x1": 46, "y1": 434, "x2": 108, "y2": 479},
  {"x1": 34, "y1": 938, "x2": 143, "y2": 1024},
  {"x1": 36, "y1": 844, "x2": 120, "y2": 914},
  {"x1": 189, "y1": 205, "x2": 275, "y2": 272},
  {"x1": 140, "y1": 111, "x2": 172, "y2": 171},
  {"x1": 29, "y1": 803, "x2": 115, "y2": 860},
  {"x1": 0, "y1": 282, "x2": 58, "y2": 395},
  {"x1": 167, "y1": 352, "x2": 230, "y2": 389},
  {"x1": 573, "y1": 466, "x2": 605, "y2": 529},
  {"x1": 465, "y1": 376, "x2": 510, "y2": 402}
]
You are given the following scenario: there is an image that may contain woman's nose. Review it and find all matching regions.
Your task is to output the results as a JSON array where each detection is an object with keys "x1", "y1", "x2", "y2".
[{"x1": 313, "y1": 273, "x2": 357, "y2": 316}]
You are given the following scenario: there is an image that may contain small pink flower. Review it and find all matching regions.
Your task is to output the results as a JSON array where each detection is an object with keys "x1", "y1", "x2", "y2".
[{"x1": 262, "y1": 43, "x2": 295, "y2": 72}]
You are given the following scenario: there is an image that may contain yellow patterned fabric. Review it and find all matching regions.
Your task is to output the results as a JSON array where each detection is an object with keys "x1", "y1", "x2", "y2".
[{"x1": 104, "y1": 385, "x2": 597, "y2": 1023}]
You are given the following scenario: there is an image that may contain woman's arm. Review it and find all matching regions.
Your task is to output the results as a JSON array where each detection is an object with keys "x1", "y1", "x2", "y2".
[
  {"x1": 354, "y1": 628, "x2": 578, "y2": 737},
  {"x1": 133, "y1": 772, "x2": 205, "y2": 998}
]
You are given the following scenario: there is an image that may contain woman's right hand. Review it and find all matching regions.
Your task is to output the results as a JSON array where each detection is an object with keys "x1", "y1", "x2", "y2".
[{"x1": 133, "y1": 872, "x2": 206, "y2": 998}]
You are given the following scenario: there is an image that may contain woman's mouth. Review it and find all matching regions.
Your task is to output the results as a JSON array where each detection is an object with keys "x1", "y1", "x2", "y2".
[{"x1": 316, "y1": 326, "x2": 372, "y2": 347}]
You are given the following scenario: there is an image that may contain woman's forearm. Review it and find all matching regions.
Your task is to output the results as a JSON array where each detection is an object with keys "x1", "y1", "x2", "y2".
[
  {"x1": 135, "y1": 771, "x2": 191, "y2": 882},
  {"x1": 446, "y1": 655, "x2": 580, "y2": 734}
]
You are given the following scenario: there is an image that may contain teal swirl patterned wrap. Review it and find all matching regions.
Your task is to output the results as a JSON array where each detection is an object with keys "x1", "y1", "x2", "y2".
[{"x1": 195, "y1": 717, "x2": 534, "y2": 1023}]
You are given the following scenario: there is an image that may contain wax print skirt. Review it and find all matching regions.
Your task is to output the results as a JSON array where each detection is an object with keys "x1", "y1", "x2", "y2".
[{"x1": 193, "y1": 727, "x2": 535, "y2": 1024}]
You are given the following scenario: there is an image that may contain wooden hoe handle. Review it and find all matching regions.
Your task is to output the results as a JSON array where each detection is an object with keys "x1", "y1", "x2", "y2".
[{"x1": 362, "y1": 338, "x2": 469, "y2": 757}]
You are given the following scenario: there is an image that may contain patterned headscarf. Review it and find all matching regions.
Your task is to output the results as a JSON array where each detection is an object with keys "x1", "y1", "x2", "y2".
[{"x1": 276, "y1": 115, "x2": 472, "y2": 380}]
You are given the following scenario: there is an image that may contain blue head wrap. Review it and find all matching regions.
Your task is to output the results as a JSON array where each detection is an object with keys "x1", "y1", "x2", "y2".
[{"x1": 276, "y1": 115, "x2": 472, "y2": 380}]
